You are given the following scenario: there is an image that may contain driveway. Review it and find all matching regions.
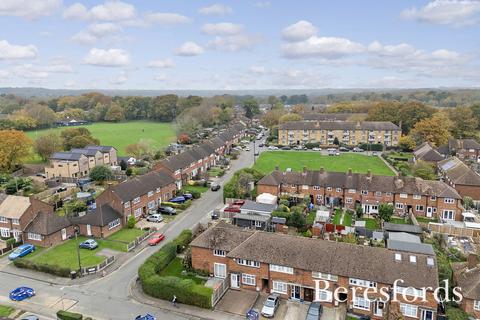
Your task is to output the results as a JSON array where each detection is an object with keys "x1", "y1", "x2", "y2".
[{"x1": 215, "y1": 289, "x2": 258, "y2": 316}]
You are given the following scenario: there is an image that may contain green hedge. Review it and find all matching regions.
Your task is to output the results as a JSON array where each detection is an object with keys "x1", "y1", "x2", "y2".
[
  {"x1": 143, "y1": 275, "x2": 212, "y2": 309},
  {"x1": 162, "y1": 200, "x2": 192, "y2": 210},
  {"x1": 358, "y1": 143, "x2": 384, "y2": 151},
  {"x1": 138, "y1": 229, "x2": 210, "y2": 309},
  {"x1": 14, "y1": 258, "x2": 72, "y2": 277},
  {"x1": 57, "y1": 310, "x2": 83, "y2": 320}
]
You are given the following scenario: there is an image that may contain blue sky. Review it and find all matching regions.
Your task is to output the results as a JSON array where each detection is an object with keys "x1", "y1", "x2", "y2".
[{"x1": 1, "y1": 0, "x2": 480, "y2": 90}]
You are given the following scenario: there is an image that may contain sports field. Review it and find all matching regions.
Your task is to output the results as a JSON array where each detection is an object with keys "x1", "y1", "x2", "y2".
[
  {"x1": 253, "y1": 151, "x2": 394, "y2": 176},
  {"x1": 26, "y1": 121, "x2": 176, "y2": 155}
]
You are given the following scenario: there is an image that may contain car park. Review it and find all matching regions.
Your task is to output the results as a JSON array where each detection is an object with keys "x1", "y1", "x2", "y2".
[
  {"x1": 8, "y1": 244, "x2": 35, "y2": 260},
  {"x1": 169, "y1": 196, "x2": 186, "y2": 203},
  {"x1": 148, "y1": 233, "x2": 165, "y2": 245},
  {"x1": 158, "y1": 206, "x2": 176, "y2": 215},
  {"x1": 79, "y1": 239, "x2": 98, "y2": 250},
  {"x1": 261, "y1": 294, "x2": 280, "y2": 318},
  {"x1": 306, "y1": 301, "x2": 323, "y2": 320},
  {"x1": 353, "y1": 147, "x2": 364, "y2": 152},
  {"x1": 211, "y1": 184, "x2": 221, "y2": 191},
  {"x1": 146, "y1": 214, "x2": 163, "y2": 223},
  {"x1": 9, "y1": 287, "x2": 35, "y2": 301}
]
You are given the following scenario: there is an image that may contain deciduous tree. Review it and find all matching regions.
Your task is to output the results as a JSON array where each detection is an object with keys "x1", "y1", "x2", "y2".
[
  {"x1": 279, "y1": 113, "x2": 302, "y2": 124},
  {"x1": 89, "y1": 165, "x2": 113, "y2": 183},
  {"x1": 378, "y1": 203, "x2": 394, "y2": 222},
  {"x1": 448, "y1": 106, "x2": 478, "y2": 138},
  {"x1": 34, "y1": 133, "x2": 62, "y2": 161},
  {"x1": 0, "y1": 130, "x2": 32, "y2": 172},
  {"x1": 410, "y1": 113, "x2": 452, "y2": 147}
]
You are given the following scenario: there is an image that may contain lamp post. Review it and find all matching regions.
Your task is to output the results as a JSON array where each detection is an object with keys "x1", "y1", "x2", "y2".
[{"x1": 74, "y1": 225, "x2": 82, "y2": 276}]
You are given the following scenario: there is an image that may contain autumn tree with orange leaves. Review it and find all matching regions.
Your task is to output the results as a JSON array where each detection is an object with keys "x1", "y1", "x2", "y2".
[{"x1": 0, "y1": 130, "x2": 32, "y2": 172}]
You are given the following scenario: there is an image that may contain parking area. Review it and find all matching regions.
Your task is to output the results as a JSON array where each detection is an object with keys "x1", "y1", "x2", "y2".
[
  {"x1": 215, "y1": 289, "x2": 258, "y2": 316},
  {"x1": 136, "y1": 219, "x2": 166, "y2": 230},
  {"x1": 251, "y1": 294, "x2": 308, "y2": 320}
]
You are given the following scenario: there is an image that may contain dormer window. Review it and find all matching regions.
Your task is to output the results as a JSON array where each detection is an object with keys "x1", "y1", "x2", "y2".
[
  {"x1": 409, "y1": 255, "x2": 417, "y2": 264},
  {"x1": 395, "y1": 253, "x2": 402, "y2": 261}
]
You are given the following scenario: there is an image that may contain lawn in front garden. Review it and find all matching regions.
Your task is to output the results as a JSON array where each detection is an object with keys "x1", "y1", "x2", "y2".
[
  {"x1": 332, "y1": 210, "x2": 352, "y2": 227},
  {"x1": 107, "y1": 228, "x2": 144, "y2": 243},
  {"x1": 359, "y1": 217, "x2": 380, "y2": 230},
  {"x1": 253, "y1": 151, "x2": 394, "y2": 175},
  {"x1": 159, "y1": 257, "x2": 206, "y2": 285},
  {"x1": 0, "y1": 305, "x2": 14, "y2": 317},
  {"x1": 182, "y1": 185, "x2": 209, "y2": 194}
]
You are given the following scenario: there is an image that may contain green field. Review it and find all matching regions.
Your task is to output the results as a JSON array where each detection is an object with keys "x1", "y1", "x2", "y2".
[
  {"x1": 253, "y1": 151, "x2": 394, "y2": 176},
  {"x1": 26, "y1": 121, "x2": 176, "y2": 155}
]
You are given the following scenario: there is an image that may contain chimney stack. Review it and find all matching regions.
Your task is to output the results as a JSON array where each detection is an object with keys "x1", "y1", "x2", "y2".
[{"x1": 468, "y1": 253, "x2": 478, "y2": 269}]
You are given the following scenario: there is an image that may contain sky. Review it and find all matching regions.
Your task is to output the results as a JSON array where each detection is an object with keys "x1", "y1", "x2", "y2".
[{"x1": 1, "y1": 0, "x2": 480, "y2": 90}]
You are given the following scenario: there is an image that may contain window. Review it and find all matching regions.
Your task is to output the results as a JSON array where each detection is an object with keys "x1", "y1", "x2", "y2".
[
  {"x1": 213, "y1": 249, "x2": 226, "y2": 257},
  {"x1": 386, "y1": 192, "x2": 392, "y2": 196},
  {"x1": 124, "y1": 202, "x2": 130, "y2": 208},
  {"x1": 413, "y1": 194, "x2": 421, "y2": 200},
  {"x1": 409, "y1": 255, "x2": 417, "y2": 263},
  {"x1": 214, "y1": 263, "x2": 227, "y2": 278},
  {"x1": 400, "y1": 304, "x2": 417, "y2": 317},
  {"x1": 415, "y1": 205, "x2": 424, "y2": 212},
  {"x1": 474, "y1": 300, "x2": 480, "y2": 311},
  {"x1": 375, "y1": 191, "x2": 382, "y2": 197},
  {"x1": 395, "y1": 203, "x2": 404, "y2": 209},
  {"x1": 444, "y1": 198, "x2": 455, "y2": 204},
  {"x1": 313, "y1": 186, "x2": 320, "y2": 190},
  {"x1": 175, "y1": 169, "x2": 181, "y2": 175},
  {"x1": 0, "y1": 228, "x2": 10, "y2": 238},
  {"x1": 272, "y1": 281, "x2": 288, "y2": 294},
  {"x1": 348, "y1": 189, "x2": 356, "y2": 194},
  {"x1": 361, "y1": 190, "x2": 368, "y2": 195},
  {"x1": 254, "y1": 221, "x2": 262, "y2": 228},
  {"x1": 336, "y1": 188, "x2": 342, "y2": 192},
  {"x1": 0, "y1": 216, "x2": 7, "y2": 223},
  {"x1": 399, "y1": 193, "x2": 407, "y2": 198},
  {"x1": 148, "y1": 201, "x2": 155, "y2": 209},
  {"x1": 148, "y1": 191, "x2": 154, "y2": 197},
  {"x1": 133, "y1": 197, "x2": 141, "y2": 204},
  {"x1": 242, "y1": 273, "x2": 256, "y2": 286},
  {"x1": 353, "y1": 296, "x2": 370, "y2": 311},
  {"x1": 11, "y1": 219, "x2": 19, "y2": 225},
  {"x1": 395, "y1": 253, "x2": 402, "y2": 261},
  {"x1": 430, "y1": 196, "x2": 437, "y2": 201},
  {"x1": 302, "y1": 185, "x2": 309, "y2": 190},
  {"x1": 312, "y1": 272, "x2": 338, "y2": 281},
  {"x1": 318, "y1": 290, "x2": 333, "y2": 302},
  {"x1": 349, "y1": 278, "x2": 376, "y2": 288},
  {"x1": 270, "y1": 264, "x2": 293, "y2": 274},
  {"x1": 427, "y1": 257, "x2": 435, "y2": 266},
  {"x1": 327, "y1": 187, "x2": 332, "y2": 191},
  {"x1": 346, "y1": 197, "x2": 352, "y2": 204},
  {"x1": 134, "y1": 208, "x2": 142, "y2": 217},
  {"x1": 396, "y1": 287, "x2": 424, "y2": 298},
  {"x1": 27, "y1": 232, "x2": 41, "y2": 241},
  {"x1": 442, "y1": 210, "x2": 455, "y2": 220},
  {"x1": 237, "y1": 259, "x2": 260, "y2": 268},
  {"x1": 108, "y1": 218, "x2": 120, "y2": 230},
  {"x1": 156, "y1": 187, "x2": 161, "y2": 193}
]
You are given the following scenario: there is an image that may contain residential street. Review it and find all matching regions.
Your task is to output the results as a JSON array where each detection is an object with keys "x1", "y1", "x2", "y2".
[{"x1": 0, "y1": 142, "x2": 259, "y2": 320}]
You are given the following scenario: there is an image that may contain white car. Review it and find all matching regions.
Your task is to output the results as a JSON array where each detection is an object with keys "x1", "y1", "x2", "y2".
[
  {"x1": 312, "y1": 147, "x2": 321, "y2": 151},
  {"x1": 245, "y1": 147, "x2": 251, "y2": 151},
  {"x1": 268, "y1": 146, "x2": 279, "y2": 150},
  {"x1": 146, "y1": 214, "x2": 164, "y2": 223},
  {"x1": 261, "y1": 294, "x2": 280, "y2": 318}
]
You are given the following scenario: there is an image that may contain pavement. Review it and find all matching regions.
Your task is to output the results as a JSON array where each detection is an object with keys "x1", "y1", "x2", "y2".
[{"x1": 0, "y1": 141, "x2": 260, "y2": 320}]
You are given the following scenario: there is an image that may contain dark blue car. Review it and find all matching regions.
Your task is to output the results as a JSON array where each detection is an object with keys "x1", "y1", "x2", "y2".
[
  {"x1": 135, "y1": 314, "x2": 156, "y2": 320},
  {"x1": 10, "y1": 286, "x2": 35, "y2": 301},
  {"x1": 8, "y1": 244, "x2": 35, "y2": 261},
  {"x1": 169, "y1": 196, "x2": 186, "y2": 203},
  {"x1": 182, "y1": 193, "x2": 193, "y2": 200}
]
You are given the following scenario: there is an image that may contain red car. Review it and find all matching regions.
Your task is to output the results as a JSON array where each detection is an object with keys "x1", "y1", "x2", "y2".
[{"x1": 148, "y1": 233, "x2": 165, "y2": 246}]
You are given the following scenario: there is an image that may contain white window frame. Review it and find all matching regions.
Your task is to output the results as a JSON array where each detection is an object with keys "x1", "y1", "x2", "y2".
[
  {"x1": 318, "y1": 289, "x2": 333, "y2": 302},
  {"x1": 395, "y1": 253, "x2": 402, "y2": 261},
  {"x1": 313, "y1": 186, "x2": 320, "y2": 190},
  {"x1": 386, "y1": 192, "x2": 392, "y2": 196},
  {"x1": 213, "y1": 249, "x2": 226, "y2": 257},
  {"x1": 237, "y1": 259, "x2": 260, "y2": 268},
  {"x1": 353, "y1": 296, "x2": 370, "y2": 311},
  {"x1": 302, "y1": 185, "x2": 309, "y2": 190},
  {"x1": 413, "y1": 194, "x2": 421, "y2": 200},
  {"x1": 336, "y1": 188, "x2": 342, "y2": 192},
  {"x1": 375, "y1": 191, "x2": 382, "y2": 197},
  {"x1": 415, "y1": 205, "x2": 424, "y2": 212},
  {"x1": 427, "y1": 257, "x2": 435, "y2": 266},
  {"x1": 361, "y1": 190, "x2": 368, "y2": 195},
  {"x1": 474, "y1": 300, "x2": 480, "y2": 311},
  {"x1": 0, "y1": 216, "x2": 7, "y2": 223},
  {"x1": 269, "y1": 264, "x2": 293, "y2": 274},
  {"x1": 133, "y1": 197, "x2": 141, "y2": 204},
  {"x1": 134, "y1": 208, "x2": 142, "y2": 217},
  {"x1": 349, "y1": 278, "x2": 377, "y2": 288},
  {"x1": 0, "y1": 227, "x2": 10, "y2": 238},
  {"x1": 148, "y1": 191, "x2": 154, "y2": 197},
  {"x1": 346, "y1": 197, "x2": 352, "y2": 204},
  {"x1": 27, "y1": 232, "x2": 41, "y2": 241},
  {"x1": 326, "y1": 187, "x2": 332, "y2": 191},
  {"x1": 395, "y1": 203, "x2": 404, "y2": 209},
  {"x1": 400, "y1": 303, "x2": 417, "y2": 318},
  {"x1": 348, "y1": 189, "x2": 356, "y2": 194},
  {"x1": 272, "y1": 281, "x2": 288, "y2": 294},
  {"x1": 124, "y1": 201, "x2": 130, "y2": 208},
  {"x1": 11, "y1": 218, "x2": 20, "y2": 225},
  {"x1": 254, "y1": 220, "x2": 262, "y2": 228},
  {"x1": 442, "y1": 210, "x2": 455, "y2": 220},
  {"x1": 148, "y1": 201, "x2": 156, "y2": 209},
  {"x1": 399, "y1": 193, "x2": 407, "y2": 198},
  {"x1": 444, "y1": 198, "x2": 455, "y2": 204},
  {"x1": 108, "y1": 218, "x2": 120, "y2": 230},
  {"x1": 312, "y1": 272, "x2": 338, "y2": 281},
  {"x1": 242, "y1": 273, "x2": 256, "y2": 286},
  {"x1": 409, "y1": 255, "x2": 417, "y2": 263},
  {"x1": 214, "y1": 263, "x2": 227, "y2": 279}
]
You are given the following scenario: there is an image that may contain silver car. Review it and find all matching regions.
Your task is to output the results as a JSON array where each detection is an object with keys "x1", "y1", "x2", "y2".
[
  {"x1": 146, "y1": 214, "x2": 164, "y2": 223},
  {"x1": 261, "y1": 294, "x2": 280, "y2": 318}
]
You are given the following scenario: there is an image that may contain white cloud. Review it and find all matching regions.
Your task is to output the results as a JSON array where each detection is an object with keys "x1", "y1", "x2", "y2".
[
  {"x1": 368, "y1": 41, "x2": 418, "y2": 56},
  {"x1": 202, "y1": 22, "x2": 244, "y2": 35},
  {"x1": 198, "y1": 4, "x2": 233, "y2": 15},
  {"x1": 43, "y1": 57, "x2": 74, "y2": 73},
  {"x1": 147, "y1": 58, "x2": 175, "y2": 68},
  {"x1": 63, "y1": 1, "x2": 136, "y2": 22},
  {"x1": 11, "y1": 64, "x2": 49, "y2": 79},
  {"x1": 208, "y1": 34, "x2": 262, "y2": 51},
  {"x1": 0, "y1": 70, "x2": 9, "y2": 79},
  {"x1": 365, "y1": 76, "x2": 419, "y2": 88},
  {"x1": 145, "y1": 12, "x2": 191, "y2": 25},
  {"x1": 282, "y1": 20, "x2": 318, "y2": 42},
  {"x1": 110, "y1": 70, "x2": 128, "y2": 84},
  {"x1": 72, "y1": 23, "x2": 123, "y2": 45},
  {"x1": 0, "y1": 40, "x2": 37, "y2": 60},
  {"x1": 0, "y1": 0, "x2": 61, "y2": 19},
  {"x1": 282, "y1": 36, "x2": 365, "y2": 59},
  {"x1": 83, "y1": 48, "x2": 130, "y2": 66},
  {"x1": 175, "y1": 42, "x2": 204, "y2": 56},
  {"x1": 401, "y1": 0, "x2": 480, "y2": 26}
]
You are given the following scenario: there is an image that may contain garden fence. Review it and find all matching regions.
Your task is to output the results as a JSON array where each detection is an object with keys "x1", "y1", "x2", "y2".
[
  {"x1": 126, "y1": 228, "x2": 157, "y2": 252},
  {"x1": 428, "y1": 222, "x2": 480, "y2": 238},
  {"x1": 81, "y1": 255, "x2": 115, "y2": 275},
  {"x1": 211, "y1": 276, "x2": 230, "y2": 307}
]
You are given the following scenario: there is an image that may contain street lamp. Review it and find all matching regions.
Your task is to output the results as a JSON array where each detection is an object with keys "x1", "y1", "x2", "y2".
[{"x1": 73, "y1": 225, "x2": 82, "y2": 276}]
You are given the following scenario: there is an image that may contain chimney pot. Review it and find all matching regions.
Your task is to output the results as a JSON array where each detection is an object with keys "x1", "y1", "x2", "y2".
[{"x1": 468, "y1": 253, "x2": 478, "y2": 269}]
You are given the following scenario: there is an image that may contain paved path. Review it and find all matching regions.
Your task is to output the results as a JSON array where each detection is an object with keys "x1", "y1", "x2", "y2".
[{"x1": 0, "y1": 142, "x2": 259, "y2": 320}]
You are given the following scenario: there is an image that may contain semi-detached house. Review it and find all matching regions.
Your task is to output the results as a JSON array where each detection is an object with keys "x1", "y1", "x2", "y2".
[
  {"x1": 258, "y1": 168, "x2": 463, "y2": 221},
  {"x1": 191, "y1": 222, "x2": 439, "y2": 320}
]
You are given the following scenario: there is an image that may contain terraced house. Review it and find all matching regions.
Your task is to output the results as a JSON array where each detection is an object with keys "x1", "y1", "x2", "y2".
[
  {"x1": 258, "y1": 168, "x2": 463, "y2": 221},
  {"x1": 278, "y1": 121, "x2": 400, "y2": 147},
  {"x1": 191, "y1": 222, "x2": 439, "y2": 320}
]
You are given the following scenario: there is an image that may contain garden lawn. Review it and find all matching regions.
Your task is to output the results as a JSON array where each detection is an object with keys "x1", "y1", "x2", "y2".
[
  {"x1": 26, "y1": 121, "x2": 176, "y2": 156},
  {"x1": 360, "y1": 218, "x2": 380, "y2": 230},
  {"x1": 0, "y1": 305, "x2": 14, "y2": 317},
  {"x1": 183, "y1": 185, "x2": 209, "y2": 194},
  {"x1": 159, "y1": 258, "x2": 206, "y2": 285},
  {"x1": 415, "y1": 216, "x2": 438, "y2": 224},
  {"x1": 27, "y1": 236, "x2": 106, "y2": 270},
  {"x1": 253, "y1": 151, "x2": 394, "y2": 175},
  {"x1": 107, "y1": 228, "x2": 144, "y2": 243},
  {"x1": 332, "y1": 210, "x2": 352, "y2": 227},
  {"x1": 208, "y1": 167, "x2": 224, "y2": 177},
  {"x1": 390, "y1": 217, "x2": 411, "y2": 225}
]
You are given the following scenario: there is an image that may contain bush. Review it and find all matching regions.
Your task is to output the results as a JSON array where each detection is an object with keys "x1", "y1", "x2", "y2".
[
  {"x1": 279, "y1": 199, "x2": 289, "y2": 207},
  {"x1": 14, "y1": 258, "x2": 72, "y2": 277},
  {"x1": 173, "y1": 230, "x2": 193, "y2": 253},
  {"x1": 127, "y1": 215, "x2": 136, "y2": 229},
  {"x1": 358, "y1": 143, "x2": 384, "y2": 151},
  {"x1": 57, "y1": 310, "x2": 83, "y2": 320},
  {"x1": 190, "y1": 191, "x2": 201, "y2": 199},
  {"x1": 5, "y1": 237, "x2": 16, "y2": 246},
  {"x1": 304, "y1": 142, "x2": 320, "y2": 149},
  {"x1": 138, "y1": 242, "x2": 177, "y2": 281}
]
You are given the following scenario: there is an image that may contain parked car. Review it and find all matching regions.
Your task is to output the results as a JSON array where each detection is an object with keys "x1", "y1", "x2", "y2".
[
  {"x1": 135, "y1": 314, "x2": 156, "y2": 320},
  {"x1": 79, "y1": 239, "x2": 98, "y2": 250},
  {"x1": 312, "y1": 147, "x2": 321, "y2": 151},
  {"x1": 268, "y1": 146, "x2": 279, "y2": 150},
  {"x1": 169, "y1": 196, "x2": 186, "y2": 203},
  {"x1": 259, "y1": 143, "x2": 264, "y2": 147},
  {"x1": 281, "y1": 146, "x2": 291, "y2": 150},
  {"x1": 20, "y1": 316, "x2": 39, "y2": 320},
  {"x1": 9, "y1": 287, "x2": 35, "y2": 301},
  {"x1": 353, "y1": 147, "x2": 364, "y2": 152},
  {"x1": 148, "y1": 233, "x2": 165, "y2": 245},
  {"x1": 339, "y1": 147, "x2": 350, "y2": 152},
  {"x1": 35, "y1": 172, "x2": 46, "y2": 178},
  {"x1": 182, "y1": 193, "x2": 193, "y2": 200},
  {"x1": 211, "y1": 184, "x2": 221, "y2": 191},
  {"x1": 261, "y1": 294, "x2": 280, "y2": 318},
  {"x1": 158, "y1": 206, "x2": 176, "y2": 215},
  {"x1": 371, "y1": 151, "x2": 378, "y2": 156},
  {"x1": 306, "y1": 301, "x2": 323, "y2": 320},
  {"x1": 56, "y1": 186, "x2": 67, "y2": 193},
  {"x1": 146, "y1": 214, "x2": 164, "y2": 223},
  {"x1": 254, "y1": 151, "x2": 259, "y2": 156},
  {"x1": 8, "y1": 244, "x2": 35, "y2": 260}
]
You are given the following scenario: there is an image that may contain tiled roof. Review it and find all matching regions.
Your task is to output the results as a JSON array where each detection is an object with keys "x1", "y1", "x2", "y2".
[
  {"x1": 449, "y1": 138, "x2": 480, "y2": 151},
  {"x1": 71, "y1": 148, "x2": 101, "y2": 157},
  {"x1": 438, "y1": 157, "x2": 480, "y2": 186},
  {"x1": 190, "y1": 221, "x2": 254, "y2": 252},
  {"x1": 25, "y1": 212, "x2": 71, "y2": 236},
  {"x1": 85, "y1": 145, "x2": 116, "y2": 153},
  {"x1": 51, "y1": 152, "x2": 85, "y2": 161},
  {"x1": 240, "y1": 200, "x2": 277, "y2": 214},
  {"x1": 111, "y1": 170, "x2": 175, "y2": 202},
  {"x1": 0, "y1": 196, "x2": 31, "y2": 219},
  {"x1": 303, "y1": 113, "x2": 367, "y2": 121},
  {"x1": 413, "y1": 142, "x2": 444, "y2": 162},
  {"x1": 72, "y1": 204, "x2": 122, "y2": 227},
  {"x1": 279, "y1": 121, "x2": 400, "y2": 131},
  {"x1": 453, "y1": 262, "x2": 480, "y2": 300}
]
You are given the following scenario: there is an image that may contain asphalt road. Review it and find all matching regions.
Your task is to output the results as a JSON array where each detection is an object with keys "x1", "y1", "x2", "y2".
[{"x1": 0, "y1": 141, "x2": 260, "y2": 320}]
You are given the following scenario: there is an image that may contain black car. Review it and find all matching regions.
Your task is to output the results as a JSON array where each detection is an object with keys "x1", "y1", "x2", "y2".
[
  {"x1": 56, "y1": 187, "x2": 67, "y2": 193},
  {"x1": 158, "y1": 206, "x2": 176, "y2": 215},
  {"x1": 306, "y1": 302, "x2": 323, "y2": 320},
  {"x1": 258, "y1": 143, "x2": 264, "y2": 147},
  {"x1": 211, "y1": 184, "x2": 221, "y2": 191}
]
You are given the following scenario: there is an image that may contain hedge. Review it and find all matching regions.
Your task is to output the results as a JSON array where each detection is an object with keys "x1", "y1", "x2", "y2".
[
  {"x1": 162, "y1": 200, "x2": 192, "y2": 210},
  {"x1": 138, "y1": 229, "x2": 210, "y2": 309},
  {"x1": 14, "y1": 258, "x2": 72, "y2": 277},
  {"x1": 56, "y1": 310, "x2": 83, "y2": 320},
  {"x1": 358, "y1": 143, "x2": 384, "y2": 151},
  {"x1": 143, "y1": 275, "x2": 212, "y2": 309}
]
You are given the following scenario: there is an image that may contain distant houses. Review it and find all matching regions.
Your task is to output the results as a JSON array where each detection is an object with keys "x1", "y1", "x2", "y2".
[{"x1": 438, "y1": 157, "x2": 480, "y2": 202}]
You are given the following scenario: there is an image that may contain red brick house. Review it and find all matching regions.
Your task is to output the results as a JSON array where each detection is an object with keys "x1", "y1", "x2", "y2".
[
  {"x1": 438, "y1": 138, "x2": 480, "y2": 162},
  {"x1": 438, "y1": 157, "x2": 480, "y2": 202},
  {"x1": 453, "y1": 255, "x2": 480, "y2": 318},
  {"x1": 413, "y1": 142, "x2": 444, "y2": 164},
  {"x1": 191, "y1": 222, "x2": 439, "y2": 320},
  {"x1": 23, "y1": 212, "x2": 74, "y2": 247},
  {"x1": 73, "y1": 204, "x2": 123, "y2": 238},
  {"x1": 257, "y1": 167, "x2": 463, "y2": 221}
]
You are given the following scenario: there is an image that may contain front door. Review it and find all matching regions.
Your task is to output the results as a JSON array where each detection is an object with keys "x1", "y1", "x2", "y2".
[
  {"x1": 421, "y1": 310, "x2": 434, "y2": 320},
  {"x1": 304, "y1": 288, "x2": 314, "y2": 302},
  {"x1": 231, "y1": 273, "x2": 240, "y2": 289},
  {"x1": 290, "y1": 285, "x2": 301, "y2": 300},
  {"x1": 86, "y1": 224, "x2": 92, "y2": 236},
  {"x1": 374, "y1": 301, "x2": 383, "y2": 317},
  {"x1": 61, "y1": 228, "x2": 67, "y2": 240},
  {"x1": 426, "y1": 207, "x2": 433, "y2": 218},
  {"x1": 364, "y1": 204, "x2": 370, "y2": 214}
]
